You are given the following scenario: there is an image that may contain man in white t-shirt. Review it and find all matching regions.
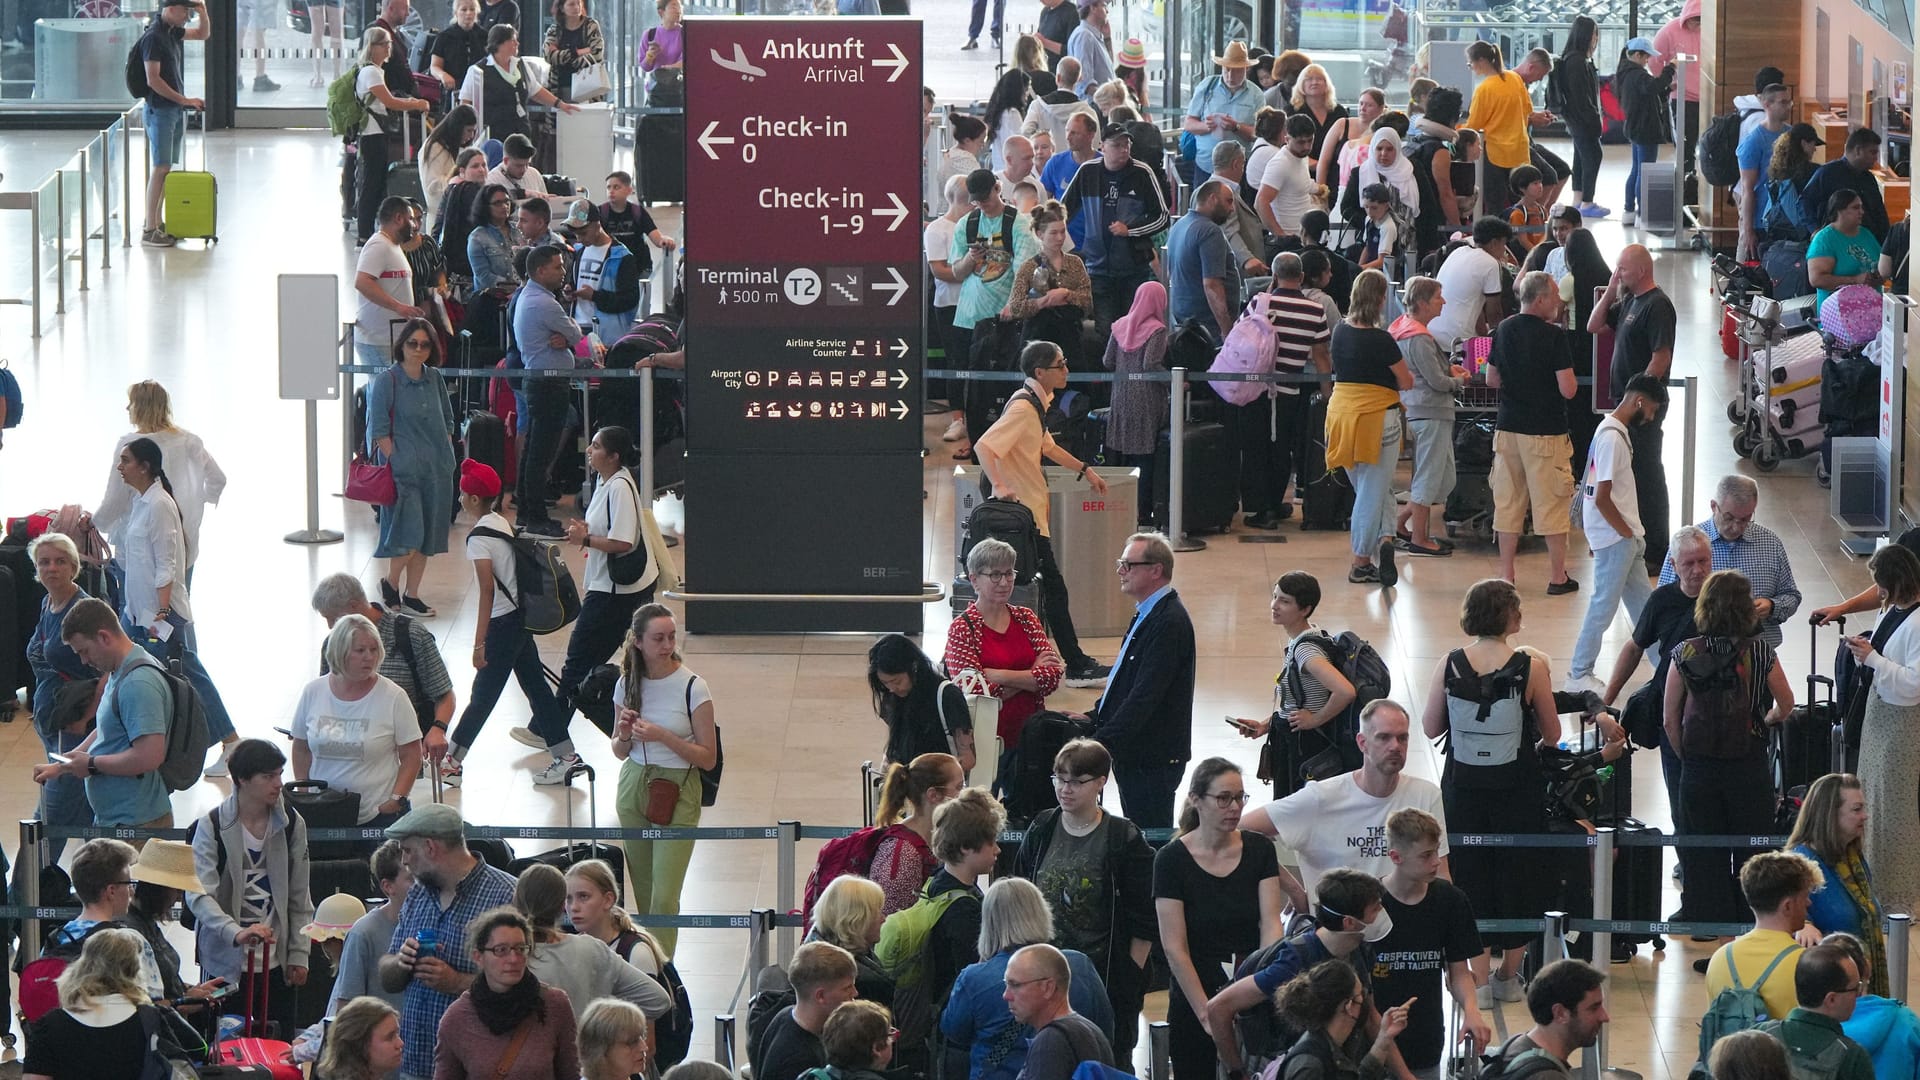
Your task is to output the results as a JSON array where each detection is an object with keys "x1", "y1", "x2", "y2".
[
  {"x1": 1564, "y1": 375, "x2": 1669, "y2": 692},
  {"x1": 352, "y1": 197, "x2": 424, "y2": 368},
  {"x1": 1245, "y1": 699, "x2": 1450, "y2": 912},
  {"x1": 486, "y1": 132, "x2": 548, "y2": 199},
  {"x1": 925, "y1": 174, "x2": 972, "y2": 442},
  {"x1": 1427, "y1": 217, "x2": 1515, "y2": 351},
  {"x1": 1255, "y1": 112, "x2": 1320, "y2": 242}
]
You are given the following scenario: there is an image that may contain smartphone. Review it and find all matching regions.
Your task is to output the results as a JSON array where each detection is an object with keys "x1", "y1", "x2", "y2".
[
  {"x1": 49, "y1": 752, "x2": 73, "y2": 766},
  {"x1": 1222, "y1": 715, "x2": 1249, "y2": 733}
]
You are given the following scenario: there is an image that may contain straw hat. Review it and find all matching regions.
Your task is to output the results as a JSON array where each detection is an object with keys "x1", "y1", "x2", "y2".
[
  {"x1": 1213, "y1": 41, "x2": 1255, "y2": 69},
  {"x1": 131, "y1": 839, "x2": 202, "y2": 894},
  {"x1": 302, "y1": 893, "x2": 368, "y2": 942},
  {"x1": 1117, "y1": 38, "x2": 1147, "y2": 70}
]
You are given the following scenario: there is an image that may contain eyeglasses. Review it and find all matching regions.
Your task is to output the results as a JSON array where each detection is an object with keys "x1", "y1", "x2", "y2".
[
  {"x1": 1039, "y1": 361, "x2": 1068, "y2": 371},
  {"x1": 1201, "y1": 791, "x2": 1250, "y2": 808},
  {"x1": 1115, "y1": 559, "x2": 1155, "y2": 572},
  {"x1": 1051, "y1": 774, "x2": 1099, "y2": 790},
  {"x1": 480, "y1": 944, "x2": 533, "y2": 957},
  {"x1": 976, "y1": 570, "x2": 1016, "y2": 583},
  {"x1": 1003, "y1": 975, "x2": 1054, "y2": 991},
  {"x1": 623, "y1": 1035, "x2": 649, "y2": 1048}
]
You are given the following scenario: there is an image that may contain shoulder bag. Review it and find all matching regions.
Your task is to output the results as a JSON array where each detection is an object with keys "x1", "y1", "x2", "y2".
[{"x1": 605, "y1": 470, "x2": 653, "y2": 586}]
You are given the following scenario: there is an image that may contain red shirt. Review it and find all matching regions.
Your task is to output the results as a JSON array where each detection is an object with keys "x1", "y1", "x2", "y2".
[{"x1": 943, "y1": 603, "x2": 1064, "y2": 744}]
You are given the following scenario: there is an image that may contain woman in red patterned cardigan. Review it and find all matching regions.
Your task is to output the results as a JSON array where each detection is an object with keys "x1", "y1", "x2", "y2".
[{"x1": 943, "y1": 537, "x2": 1066, "y2": 775}]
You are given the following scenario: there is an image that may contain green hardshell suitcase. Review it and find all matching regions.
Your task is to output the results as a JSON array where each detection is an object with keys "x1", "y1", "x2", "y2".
[{"x1": 163, "y1": 113, "x2": 217, "y2": 243}]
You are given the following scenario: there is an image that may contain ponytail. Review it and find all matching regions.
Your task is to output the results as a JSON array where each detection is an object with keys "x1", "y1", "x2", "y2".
[
  {"x1": 874, "y1": 752, "x2": 959, "y2": 826},
  {"x1": 1174, "y1": 756, "x2": 1241, "y2": 839},
  {"x1": 1276, "y1": 959, "x2": 1361, "y2": 1031}
]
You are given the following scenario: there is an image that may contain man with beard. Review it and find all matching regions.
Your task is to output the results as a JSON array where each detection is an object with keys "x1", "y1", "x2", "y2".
[
  {"x1": 353, "y1": 197, "x2": 427, "y2": 368},
  {"x1": 1564, "y1": 374, "x2": 1670, "y2": 693},
  {"x1": 1165, "y1": 179, "x2": 1242, "y2": 339}
]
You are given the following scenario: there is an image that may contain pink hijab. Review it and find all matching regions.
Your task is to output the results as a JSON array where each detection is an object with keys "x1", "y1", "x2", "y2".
[{"x1": 1111, "y1": 281, "x2": 1168, "y2": 352}]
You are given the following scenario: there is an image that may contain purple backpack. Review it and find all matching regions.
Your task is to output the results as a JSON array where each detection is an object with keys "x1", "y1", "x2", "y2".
[{"x1": 1208, "y1": 292, "x2": 1278, "y2": 406}]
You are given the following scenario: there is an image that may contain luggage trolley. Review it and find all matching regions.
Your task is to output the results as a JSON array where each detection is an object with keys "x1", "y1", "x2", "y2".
[
  {"x1": 1732, "y1": 294, "x2": 1826, "y2": 472},
  {"x1": 1443, "y1": 337, "x2": 1500, "y2": 543}
]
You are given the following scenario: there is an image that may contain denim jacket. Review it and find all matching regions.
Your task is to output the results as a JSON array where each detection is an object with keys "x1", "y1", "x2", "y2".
[{"x1": 467, "y1": 223, "x2": 517, "y2": 294}]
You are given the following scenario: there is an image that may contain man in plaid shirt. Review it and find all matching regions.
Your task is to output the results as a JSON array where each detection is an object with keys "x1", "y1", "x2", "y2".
[
  {"x1": 1657, "y1": 474, "x2": 1801, "y2": 647},
  {"x1": 377, "y1": 803, "x2": 517, "y2": 1080}
]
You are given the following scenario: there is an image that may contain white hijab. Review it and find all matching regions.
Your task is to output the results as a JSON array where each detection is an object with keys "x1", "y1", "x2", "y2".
[{"x1": 1357, "y1": 127, "x2": 1419, "y2": 219}]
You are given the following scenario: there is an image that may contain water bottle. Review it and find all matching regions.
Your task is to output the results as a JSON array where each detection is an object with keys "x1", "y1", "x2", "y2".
[{"x1": 416, "y1": 927, "x2": 437, "y2": 961}]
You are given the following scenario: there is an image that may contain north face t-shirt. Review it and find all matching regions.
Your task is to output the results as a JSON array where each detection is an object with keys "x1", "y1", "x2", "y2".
[{"x1": 1264, "y1": 774, "x2": 1450, "y2": 900}]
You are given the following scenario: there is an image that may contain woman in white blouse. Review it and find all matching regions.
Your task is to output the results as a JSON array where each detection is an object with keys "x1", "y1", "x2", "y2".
[
  {"x1": 1841, "y1": 544, "x2": 1920, "y2": 914},
  {"x1": 94, "y1": 380, "x2": 226, "y2": 586},
  {"x1": 291, "y1": 614, "x2": 424, "y2": 827},
  {"x1": 112, "y1": 437, "x2": 238, "y2": 771},
  {"x1": 611, "y1": 603, "x2": 717, "y2": 954}
]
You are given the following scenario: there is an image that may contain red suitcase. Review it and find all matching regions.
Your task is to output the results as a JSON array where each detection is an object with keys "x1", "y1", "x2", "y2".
[{"x1": 215, "y1": 943, "x2": 301, "y2": 1080}]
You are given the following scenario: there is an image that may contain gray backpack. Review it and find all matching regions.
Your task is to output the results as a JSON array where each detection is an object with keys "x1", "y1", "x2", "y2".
[{"x1": 1443, "y1": 649, "x2": 1531, "y2": 773}]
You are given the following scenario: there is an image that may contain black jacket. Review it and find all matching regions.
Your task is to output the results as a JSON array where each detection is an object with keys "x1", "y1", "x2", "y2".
[
  {"x1": 1614, "y1": 55, "x2": 1674, "y2": 147},
  {"x1": 1012, "y1": 807, "x2": 1159, "y2": 977},
  {"x1": 1800, "y1": 159, "x2": 1891, "y2": 243},
  {"x1": 1089, "y1": 590, "x2": 1196, "y2": 764},
  {"x1": 1553, "y1": 54, "x2": 1602, "y2": 133}
]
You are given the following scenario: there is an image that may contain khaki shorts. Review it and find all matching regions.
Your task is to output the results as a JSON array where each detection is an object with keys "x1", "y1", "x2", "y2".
[{"x1": 1491, "y1": 429, "x2": 1575, "y2": 535}]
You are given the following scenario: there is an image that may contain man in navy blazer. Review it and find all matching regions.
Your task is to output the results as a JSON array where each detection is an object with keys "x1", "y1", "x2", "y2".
[{"x1": 1071, "y1": 531, "x2": 1196, "y2": 829}]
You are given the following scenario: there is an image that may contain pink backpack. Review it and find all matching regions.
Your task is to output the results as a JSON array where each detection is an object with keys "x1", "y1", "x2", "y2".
[
  {"x1": 1820, "y1": 284, "x2": 1882, "y2": 347},
  {"x1": 1208, "y1": 292, "x2": 1278, "y2": 406}
]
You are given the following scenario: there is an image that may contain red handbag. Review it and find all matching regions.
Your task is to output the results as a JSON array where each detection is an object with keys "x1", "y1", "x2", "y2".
[{"x1": 346, "y1": 373, "x2": 399, "y2": 506}]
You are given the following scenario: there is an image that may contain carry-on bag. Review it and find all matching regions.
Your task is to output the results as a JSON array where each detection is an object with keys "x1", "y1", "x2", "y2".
[
  {"x1": 163, "y1": 108, "x2": 218, "y2": 242},
  {"x1": 506, "y1": 760, "x2": 627, "y2": 902}
]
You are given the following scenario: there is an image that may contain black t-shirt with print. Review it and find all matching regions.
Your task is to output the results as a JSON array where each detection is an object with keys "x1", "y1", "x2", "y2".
[
  {"x1": 1370, "y1": 881, "x2": 1483, "y2": 1069},
  {"x1": 600, "y1": 201, "x2": 660, "y2": 275},
  {"x1": 1035, "y1": 815, "x2": 1117, "y2": 962}
]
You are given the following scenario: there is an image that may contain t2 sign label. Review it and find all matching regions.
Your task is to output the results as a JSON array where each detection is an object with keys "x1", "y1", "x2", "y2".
[{"x1": 685, "y1": 17, "x2": 924, "y2": 453}]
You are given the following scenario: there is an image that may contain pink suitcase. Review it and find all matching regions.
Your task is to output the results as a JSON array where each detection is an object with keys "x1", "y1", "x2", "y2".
[{"x1": 1765, "y1": 331, "x2": 1826, "y2": 389}]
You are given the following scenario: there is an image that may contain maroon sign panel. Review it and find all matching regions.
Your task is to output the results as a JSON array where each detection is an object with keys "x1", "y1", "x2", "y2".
[{"x1": 684, "y1": 17, "x2": 925, "y2": 453}]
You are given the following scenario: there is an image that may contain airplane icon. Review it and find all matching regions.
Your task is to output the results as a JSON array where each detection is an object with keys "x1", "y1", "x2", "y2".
[{"x1": 711, "y1": 44, "x2": 767, "y2": 81}]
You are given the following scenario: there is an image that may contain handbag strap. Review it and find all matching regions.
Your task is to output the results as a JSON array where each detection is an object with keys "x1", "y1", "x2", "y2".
[{"x1": 493, "y1": 1017, "x2": 536, "y2": 1080}]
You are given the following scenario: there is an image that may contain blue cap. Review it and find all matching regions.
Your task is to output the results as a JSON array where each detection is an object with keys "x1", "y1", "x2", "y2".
[{"x1": 1625, "y1": 37, "x2": 1656, "y2": 56}]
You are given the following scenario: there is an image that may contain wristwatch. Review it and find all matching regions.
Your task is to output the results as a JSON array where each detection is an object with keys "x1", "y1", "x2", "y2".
[{"x1": 86, "y1": 759, "x2": 100, "y2": 776}]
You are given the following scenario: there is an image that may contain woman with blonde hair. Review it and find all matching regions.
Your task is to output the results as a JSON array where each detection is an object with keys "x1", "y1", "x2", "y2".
[
  {"x1": 1316, "y1": 86, "x2": 1386, "y2": 195},
  {"x1": 25, "y1": 532, "x2": 96, "y2": 850},
  {"x1": 351, "y1": 25, "x2": 430, "y2": 243},
  {"x1": 22, "y1": 928, "x2": 155, "y2": 1080},
  {"x1": 611, "y1": 603, "x2": 718, "y2": 953},
  {"x1": 807, "y1": 874, "x2": 895, "y2": 1007},
  {"x1": 868, "y1": 752, "x2": 964, "y2": 915},
  {"x1": 579, "y1": 998, "x2": 651, "y2": 1080},
  {"x1": 1787, "y1": 773, "x2": 1889, "y2": 994},
  {"x1": 291, "y1": 613, "x2": 424, "y2": 827},
  {"x1": 95, "y1": 380, "x2": 225, "y2": 584},
  {"x1": 1323, "y1": 270, "x2": 1414, "y2": 586},
  {"x1": 314, "y1": 996, "x2": 404, "y2": 1080},
  {"x1": 1289, "y1": 63, "x2": 1347, "y2": 168}
]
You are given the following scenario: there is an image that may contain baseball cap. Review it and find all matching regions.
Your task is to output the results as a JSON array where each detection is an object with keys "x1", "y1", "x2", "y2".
[
  {"x1": 1624, "y1": 37, "x2": 1656, "y2": 56},
  {"x1": 1787, "y1": 121, "x2": 1824, "y2": 146},
  {"x1": 564, "y1": 198, "x2": 599, "y2": 230},
  {"x1": 385, "y1": 802, "x2": 466, "y2": 843},
  {"x1": 965, "y1": 168, "x2": 998, "y2": 201},
  {"x1": 1101, "y1": 122, "x2": 1133, "y2": 143}
]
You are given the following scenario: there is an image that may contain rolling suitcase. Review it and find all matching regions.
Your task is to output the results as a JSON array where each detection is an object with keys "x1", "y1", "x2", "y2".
[
  {"x1": 0, "y1": 563, "x2": 23, "y2": 713},
  {"x1": 214, "y1": 944, "x2": 300, "y2": 1076},
  {"x1": 507, "y1": 760, "x2": 628, "y2": 902},
  {"x1": 386, "y1": 115, "x2": 424, "y2": 205},
  {"x1": 163, "y1": 110, "x2": 218, "y2": 243},
  {"x1": 1152, "y1": 422, "x2": 1235, "y2": 534},
  {"x1": 284, "y1": 780, "x2": 365, "y2": 860},
  {"x1": 1297, "y1": 394, "x2": 1355, "y2": 531}
]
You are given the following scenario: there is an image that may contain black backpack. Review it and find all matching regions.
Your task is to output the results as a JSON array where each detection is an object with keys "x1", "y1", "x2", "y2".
[
  {"x1": 960, "y1": 496, "x2": 1040, "y2": 586},
  {"x1": 1001, "y1": 711, "x2": 1094, "y2": 824},
  {"x1": 1401, "y1": 132, "x2": 1447, "y2": 231},
  {"x1": 1697, "y1": 107, "x2": 1758, "y2": 189},
  {"x1": 125, "y1": 34, "x2": 150, "y2": 100},
  {"x1": 1543, "y1": 57, "x2": 1570, "y2": 114}
]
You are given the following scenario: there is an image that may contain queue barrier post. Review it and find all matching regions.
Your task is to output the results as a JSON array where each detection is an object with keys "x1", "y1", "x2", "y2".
[
  {"x1": 1148, "y1": 1020, "x2": 1171, "y2": 1080},
  {"x1": 1168, "y1": 367, "x2": 1203, "y2": 553},
  {"x1": 1586, "y1": 828, "x2": 1639, "y2": 1079},
  {"x1": 1891, "y1": 913, "x2": 1912, "y2": 1004},
  {"x1": 1541, "y1": 911, "x2": 1569, "y2": 964},
  {"x1": 18, "y1": 818, "x2": 43, "y2": 966},
  {"x1": 1681, "y1": 375, "x2": 1698, "y2": 525},
  {"x1": 340, "y1": 326, "x2": 356, "y2": 493},
  {"x1": 776, "y1": 822, "x2": 799, "y2": 966},
  {"x1": 640, "y1": 364, "x2": 656, "y2": 499},
  {"x1": 714, "y1": 1014, "x2": 738, "y2": 1071}
]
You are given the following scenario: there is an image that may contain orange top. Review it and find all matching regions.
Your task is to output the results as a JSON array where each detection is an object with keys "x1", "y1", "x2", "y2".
[{"x1": 1465, "y1": 70, "x2": 1534, "y2": 169}]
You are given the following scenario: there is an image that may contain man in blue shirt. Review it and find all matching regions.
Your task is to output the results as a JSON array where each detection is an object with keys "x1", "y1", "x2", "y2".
[
  {"x1": 1065, "y1": 0, "x2": 1113, "y2": 97},
  {"x1": 510, "y1": 245, "x2": 588, "y2": 536},
  {"x1": 31, "y1": 598, "x2": 172, "y2": 829},
  {"x1": 1041, "y1": 110, "x2": 1100, "y2": 247},
  {"x1": 1182, "y1": 42, "x2": 1265, "y2": 187},
  {"x1": 1737, "y1": 83, "x2": 1792, "y2": 261},
  {"x1": 379, "y1": 804, "x2": 518, "y2": 1080},
  {"x1": 1061, "y1": 125, "x2": 1173, "y2": 326},
  {"x1": 1165, "y1": 180, "x2": 1241, "y2": 339},
  {"x1": 1657, "y1": 473, "x2": 1800, "y2": 648}
]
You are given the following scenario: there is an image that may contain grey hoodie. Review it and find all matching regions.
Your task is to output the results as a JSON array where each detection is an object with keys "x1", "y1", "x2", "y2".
[{"x1": 1393, "y1": 315, "x2": 1463, "y2": 420}]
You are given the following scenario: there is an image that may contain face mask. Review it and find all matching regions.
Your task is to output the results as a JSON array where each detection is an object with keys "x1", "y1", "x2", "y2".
[{"x1": 1361, "y1": 908, "x2": 1393, "y2": 943}]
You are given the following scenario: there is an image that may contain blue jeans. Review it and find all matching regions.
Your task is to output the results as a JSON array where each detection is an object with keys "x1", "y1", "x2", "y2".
[
  {"x1": 1624, "y1": 142, "x2": 1660, "y2": 213},
  {"x1": 144, "y1": 102, "x2": 185, "y2": 167},
  {"x1": 38, "y1": 723, "x2": 94, "y2": 861},
  {"x1": 966, "y1": 0, "x2": 1003, "y2": 40},
  {"x1": 1568, "y1": 536, "x2": 1653, "y2": 680},
  {"x1": 450, "y1": 608, "x2": 571, "y2": 756},
  {"x1": 123, "y1": 613, "x2": 237, "y2": 743},
  {"x1": 1349, "y1": 416, "x2": 1402, "y2": 557}
]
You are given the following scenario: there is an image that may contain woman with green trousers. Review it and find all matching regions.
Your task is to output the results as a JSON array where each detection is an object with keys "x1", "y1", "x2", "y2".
[{"x1": 611, "y1": 602, "x2": 717, "y2": 954}]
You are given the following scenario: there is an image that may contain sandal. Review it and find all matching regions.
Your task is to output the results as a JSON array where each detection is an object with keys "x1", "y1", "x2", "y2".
[{"x1": 951, "y1": 444, "x2": 972, "y2": 461}]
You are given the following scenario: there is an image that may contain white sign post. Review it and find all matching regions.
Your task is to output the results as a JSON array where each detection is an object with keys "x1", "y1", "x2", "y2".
[{"x1": 279, "y1": 273, "x2": 345, "y2": 546}]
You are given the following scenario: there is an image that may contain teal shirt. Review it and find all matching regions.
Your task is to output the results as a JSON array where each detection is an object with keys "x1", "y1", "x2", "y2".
[
  {"x1": 952, "y1": 208, "x2": 1040, "y2": 331},
  {"x1": 89, "y1": 649, "x2": 172, "y2": 826},
  {"x1": 1808, "y1": 224, "x2": 1881, "y2": 308}
]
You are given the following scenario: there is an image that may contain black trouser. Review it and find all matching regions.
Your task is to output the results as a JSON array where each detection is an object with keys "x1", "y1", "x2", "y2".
[
  {"x1": 1114, "y1": 758, "x2": 1184, "y2": 830},
  {"x1": 1444, "y1": 782, "x2": 1547, "y2": 949},
  {"x1": 557, "y1": 588, "x2": 648, "y2": 727},
  {"x1": 952, "y1": 323, "x2": 997, "y2": 454},
  {"x1": 355, "y1": 130, "x2": 390, "y2": 243},
  {"x1": 516, "y1": 378, "x2": 571, "y2": 523},
  {"x1": 1103, "y1": 945, "x2": 1149, "y2": 1060},
  {"x1": 1230, "y1": 391, "x2": 1305, "y2": 516},
  {"x1": 1092, "y1": 268, "x2": 1156, "y2": 331},
  {"x1": 932, "y1": 304, "x2": 957, "y2": 406},
  {"x1": 1677, "y1": 754, "x2": 1774, "y2": 924},
  {"x1": 1166, "y1": 957, "x2": 1229, "y2": 1080},
  {"x1": 1034, "y1": 532, "x2": 1090, "y2": 670},
  {"x1": 1629, "y1": 415, "x2": 1669, "y2": 574},
  {"x1": 1481, "y1": 160, "x2": 1513, "y2": 218},
  {"x1": 1567, "y1": 121, "x2": 1604, "y2": 202}
]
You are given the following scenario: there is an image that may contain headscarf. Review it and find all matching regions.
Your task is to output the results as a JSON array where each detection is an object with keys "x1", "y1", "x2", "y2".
[
  {"x1": 1357, "y1": 127, "x2": 1419, "y2": 218},
  {"x1": 1111, "y1": 280, "x2": 1168, "y2": 352}
]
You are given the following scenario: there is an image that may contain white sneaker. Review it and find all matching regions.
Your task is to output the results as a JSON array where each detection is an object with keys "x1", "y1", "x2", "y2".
[
  {"x1": 1492, "y1": 973, "x2": 1526, "y2": 1002},
  {"x1": 1560, "y1": 674, "x2": 1606, "y2": 698},
  {"x1": 1620, "y1": 211, "x2": 1637, "y2": 226},
  {"x1": 532, "y1": 754, "x2": 584, "y2": 786},
  {"x1": 509, "y1": 726, "x2": 545, "y2": 750},
  {"x1": 1476, "y1": 981, "x2": 1494, "y2": 1010},
  {"x1": 438, "y1": 758, "x2": 464, "y2": 787},
  {"x1": 941, "y1": 418, "x2": 967, "y2": 442},
  {"x1": 203, "y1": 743, "x2": 233, "y2": 778}
]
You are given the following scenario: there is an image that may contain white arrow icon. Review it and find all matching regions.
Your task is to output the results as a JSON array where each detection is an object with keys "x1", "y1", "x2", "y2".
[
  {"x1": 891, "y1": 400, "x2": 910, "y2": 421},
  {"x1": 890, "y1": 339, "x2": 909, "y2": 359},
  {"x1": 867, "y1": 192, "x2": 909, "y2": 232},
  {"x1": 871, "y1": 42, "x2": 908, "y2": 82},
  {"x1": 697, "y1": 121, "x2": 736, "y2": 160},
  {"x1": 891, "y1": 369, "x2": 909, "y2": 389},
  {"x1": 875, "y1": 267, "x2": 908, "y2": 306}
]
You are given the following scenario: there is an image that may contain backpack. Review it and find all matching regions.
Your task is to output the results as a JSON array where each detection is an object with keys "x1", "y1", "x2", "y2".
[
  {"x1": 960, "y1": 497, "x2": 1041, "y2": 587},
  {"x1": 875, "y1": 881, "x2": 972, "y2": 1055},
  {"x1": 1287, "y1": 630, "x2": 1390, "y2": 760},
  {"x1": 1442, "y1": 649, "x2": 1533, "y2": 776},
  {"x1": 467, "y1": 525, "x2": 582, "y2": 634},
  {"x1": 106, "y1": 649, "x2": 212, "y2": 793},
  {"x1": 964, "y1": 207, "x2": 1019, "y2": 283},
  {"x1": 20, "y1": 919, "x2": 132, "y2": 1023},
  {"x1": 327, "y1": 67, "x2": 369, "y2": 137},
  {"x1": 1230, "y1": 932, "x2": 1322, "y2": 1069},
  {"x1": 124, "y1": 28, "x2": 154, "y2": 100},
  {"x1": 1480, "y1": 1034, "x2": 1570, "y2": 1079},
  {"x1": 1752, "y1": 1018, "x2": 1852, "y2": 1080},
  {"x1": 1764, "y1": 180, "x2": 1816, "y2": 243},
  {"x1": 1401, "y1": 132, "x2": 1446, "y2": 231},
  {"x1": 0, "y1": 360, "x2": 21, "y2": 429},
  {"x1": 1543, "y1": 57, "x2": 1570, "y2": 114},
  {"x1": 626, "y1": 930, "x2": 696, "y2": 1067},
  {"x1": 1000, "y1": 710, "x2": 1095, "y2": 825},
  {"x1": 1697, "y1": 107, "x2": 1758, "y2": 189},
  {"x1": 1208, "y1": 292, "x2": 1280, "y2": 406},
  {"x1": 1676, "y1": 638, "x2": 1768, "y2": 760},
  {"x1": 800, "y1": 824, "x2": 932, "y2": 932},
  {"x1": 1690, "y1": 945, "x2": 1801, "y2": 1075}
]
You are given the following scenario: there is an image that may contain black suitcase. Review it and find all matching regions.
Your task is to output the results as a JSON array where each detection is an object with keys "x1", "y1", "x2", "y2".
[
  {"x1": 462, "y1": 410, "x2": 508, "y2": 482},
  {"x1": 286, "y1": 780, "x2": 366, "y2": 861},
  {"x1": 1152, "y1": 422, "x2": 1235, "y2": 534},
  {"x1": 1774, "y1": 620, "x2": 1845, "y2": 822},
  {"x1": 1296, "y1": 392, "x2": 1355, "y2": 531},
  {"x1": 506, "y1": 760, "x2": 627, "y2": 902}
]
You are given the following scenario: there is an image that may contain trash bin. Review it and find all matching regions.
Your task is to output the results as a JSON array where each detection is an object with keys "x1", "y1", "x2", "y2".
[
  {"x1": 35, "y1": 18, "x2": 141, "y2": 103},
  {"x1": 1044, "y1": 466, "x2": 1137, "y2": 638}
]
